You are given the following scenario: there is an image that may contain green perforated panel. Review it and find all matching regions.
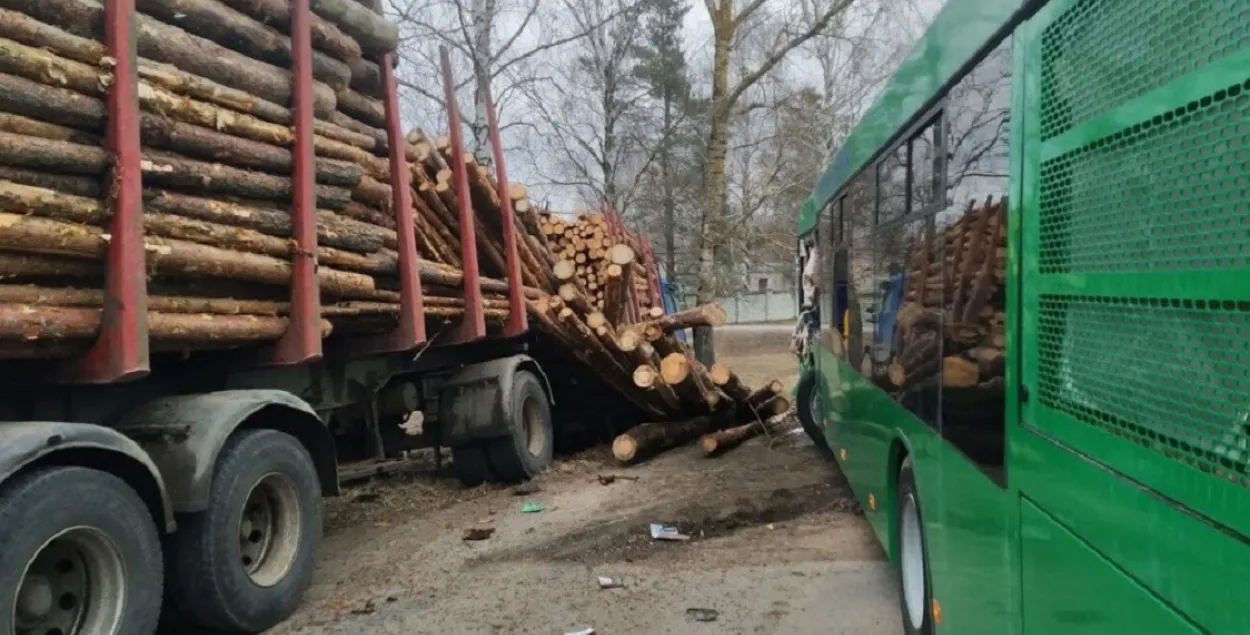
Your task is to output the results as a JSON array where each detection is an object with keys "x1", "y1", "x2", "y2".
[
  {"x1": 1038, "y1": 0, "x2": 1250, "y2": 140},
  {"x1": 1038, "y1": 79, "x2": 1250, "y2": 274},
  {"x1": 1036, "y1": 295, "x2": 1250, "y2": 486}
]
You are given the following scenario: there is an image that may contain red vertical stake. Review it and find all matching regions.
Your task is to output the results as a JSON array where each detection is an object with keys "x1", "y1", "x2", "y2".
[
  {"x1": 440, "y1": 46, "x2": 485, "y2": 342},
  {"x1": 268, "y1": 0, "x2": 321, "y2": 365},
  {"x1": 481, "y1": 68, "x2": 527, "y2": 335},
  {"x1": 65, "y1": 0, "x2": 148, "y2": 383},
  {"x1": 354, "y1": 51, "x2": 426, "y2": 353}
]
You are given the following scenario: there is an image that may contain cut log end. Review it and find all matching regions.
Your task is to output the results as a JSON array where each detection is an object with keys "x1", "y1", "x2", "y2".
[
  {"x1": 611, "y1": 435, "x2": 638, "y2": 463},
  {"x1": 607, "y1": 243, "x2": 635, "y2": 266},
  {"x1": 660, "y1": 352, "x2": 690, "y2": 385},
  {"x1": 633, "y1": 365, "x2": 658, "y2": 389},
  {"x1": 709, "y1": 363, "x2": 732, "y2": 386}
]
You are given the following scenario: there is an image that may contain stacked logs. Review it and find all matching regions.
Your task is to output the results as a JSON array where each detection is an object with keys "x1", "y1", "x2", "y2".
[
  {"x1": 538, "y1": 211, "x2": 660, "y2": 318},
  {"x1": 0, "y1": 0, "x2": 518, "y2": 357},
  {"x1": 876, "y1": 195, "x2": 1006, "y2": 458}
]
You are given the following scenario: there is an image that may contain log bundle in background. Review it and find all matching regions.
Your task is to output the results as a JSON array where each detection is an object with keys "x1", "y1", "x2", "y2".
[{"x1": 877, "y1": 195, "x2": 1007, "y2": 456}]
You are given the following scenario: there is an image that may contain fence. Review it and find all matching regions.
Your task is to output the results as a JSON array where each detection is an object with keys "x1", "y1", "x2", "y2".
[{"x1": 683, "y1": 290, "x2": 799, "y2": 324}]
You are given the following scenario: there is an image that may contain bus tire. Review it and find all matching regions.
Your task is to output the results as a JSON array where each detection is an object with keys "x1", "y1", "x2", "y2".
[
  {"x1": 487, "y1": 371, "x2": 554, "y2": 482},
  {"x1": 796, "y1": 372, "x2": 835, "y2": 461},
  {"x1": 168, "y1": 429, "x2": 322, "y2": 633},
  {"x1": 0, "y1": 466, "x2": 163, "y2": 635},
  {"x1": 896, "y1": 458, "x2": 934, "y2": 635},
  {"x1": 452, "y1": 443, "x2": 492, "y2": 487}
]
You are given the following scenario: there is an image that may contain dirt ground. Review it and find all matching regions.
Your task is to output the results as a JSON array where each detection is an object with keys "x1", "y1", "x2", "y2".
[{"x1": 259, "y1": 325, "x2": 899, "y2": 634}]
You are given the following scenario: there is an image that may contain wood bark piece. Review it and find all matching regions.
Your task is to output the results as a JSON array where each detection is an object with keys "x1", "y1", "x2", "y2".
[
  {"x1": 611, "y1": 411, "x2": 731, "y2": 464},
  {"x1": 134, "y1": 0, "x2": 352, "y2": 88},
  {"x1": 142, "y1": 151, "x2": 353, "y2": 209},
  {"x1": 0, "y1": 302, "x2": 331, "y2": 342},
  {"x1": 215, "y1": 0, "x2": 363, "y2": 61},
  {"x1": 309, "y1": 0, "x2": 399, "y2": 56}
]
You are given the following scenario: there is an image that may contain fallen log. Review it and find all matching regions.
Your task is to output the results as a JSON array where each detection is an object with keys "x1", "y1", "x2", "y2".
[
  {"x1": 611, "y1": 411, "x2": 732, "y2": 464},
  {"x1": 708, "y1": 363, "x2": 752, "y2": 403},
  {"x1": 699, "y1": 412, "x2": 788, "y2": 457},
  {"x1": 639, "y1": 304, "x2": 727, "y2": 337}
]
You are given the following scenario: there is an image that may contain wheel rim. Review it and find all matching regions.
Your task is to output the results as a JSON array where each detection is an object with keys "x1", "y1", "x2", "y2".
[
  {"x1": 238, "y1": 473, "x2": 302, "y2": 588},
  {"x1": 14, "y1": 527, "x2": 126, "y2": 635},
  {"x1": 808, "y1": 389, "x2": 822, "y2": 426},
  {"x1": 900, "y1": 493, "x2": 926, "y2": 630},
  {"x1": 521, "y1": 395, "x2": 545, "y2": 457}
]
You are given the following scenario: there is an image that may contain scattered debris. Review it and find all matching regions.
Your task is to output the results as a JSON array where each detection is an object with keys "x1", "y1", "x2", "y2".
[
  {"x1": 685, "y1": 608, "x2": 719, "y2": 622},
  {"x1": 462, "y1": 526, "x2": 496, "y2": 541},
  {"x1": 650, "y1": 523, "x2": 690, "y2": 541},
  {"x1": 512, "y1": 480, "x2": 541, "y2": 495},
  {"x1": 596, "y1": 575, "x2": 624, "y2": 589},
  {"x1": 520, "y1": 501, "x2": 546, "y2": 513},
  {"x1": 564, "y1": 628, "x2": 596, "y2": 635},
  {"x1": 352, "y1": 492, "x2": 380, "y2": 503},
  {"x1": 386, "y1": 596, "x2": 398, "y2": 603},
  {"x1": 597, "y1": 474, "x2": 639, "y2": 485},
  {"x1": 350, "y1": 600, "x2": 377, "y2": 615}
]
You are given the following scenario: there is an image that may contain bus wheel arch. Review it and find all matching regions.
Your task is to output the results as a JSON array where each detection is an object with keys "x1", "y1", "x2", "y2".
[{"x1": 894, "y1": 452, "x2": 934, "y2": 635}]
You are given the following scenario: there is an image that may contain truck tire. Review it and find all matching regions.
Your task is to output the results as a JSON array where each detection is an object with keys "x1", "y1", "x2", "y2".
[
  {"x1": 896, "y1": 458, "x2": 934, "y2": 635},
  {"x1": 0, "y1": 466, "x2": 163, "y2": 635},
  {"x1": 451, "y1": 443, "x2": 492, "y2": 487},
  {"x1": 486, "y1": 370, "x2": 554, "y2": 482},
  {"x1": 167, "y1": 429, "x2": 322, "y2": 633},
  {"x1": 796, "y1": 372, "x2": 835, "y2": 461}
]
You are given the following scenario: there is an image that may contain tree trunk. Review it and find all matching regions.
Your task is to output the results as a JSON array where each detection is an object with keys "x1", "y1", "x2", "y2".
[
  {"x1": 0, "y1": 112, "x2": 100, "y2": 146},
  {"x1": 700, "y1": 416, "x2": 784, "y2": 457},
  {"x1": 0, "y1": 0, "x2": 338, "y2": 117},
  {"x1": 0, "y1": 165, "x2": 100, "y2": 198},
  {"x1": 0, "y1": 71, "x2": 104, "y2": 132},
  {"x1": 0, "y1": 213, "x2": 378, "y2": 297},
  {"x1": 640, "y1": 304, "x2": 726, "y2": 336},
  {"x1": 0, "y1": 131, "x2": 108, "y2": 175},
  {"x1": 308, "y1": 0, "x2": 399, "y2": 56},
  {"x1": 134, "y1": 0, "x2": 351, "y2": 89},
  {"x1": 611, "y1": 411, "x2": 731, "y2": 464},
  {"x1": 708, "y1": 363, "x2": 752, "y2": 403},
  {"x1": 0, "y1": 285, "x2": 289, "y2": 315},
  {"x1": 0, "y1": 302, "x2": 333, "y2": 343},
  {"x1": 0, "y1": 252, "x2": 100, "y2": 278},
  {"x1": 214, "y1": 0, "x2": 363, "y2": 62},
  {"x1": 141, "y1": 151, "x2": 354, "y2": 209},
  {"x1": 335, "y1": 87, "x2": 386, "y2": 129},
  {"x1": 138, "y1": 114, "x2": 363, "y2": 186}
]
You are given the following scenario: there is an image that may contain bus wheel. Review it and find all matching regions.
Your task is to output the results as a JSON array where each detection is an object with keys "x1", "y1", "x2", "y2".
[
  {"x1": 169, "y1": 429, "x2": 322, "y2": 633},
  {"x1": 896, "y1": 458, "x2": 934, "y2": 635},
  {"x1": 796, "y1": 373, "x2": 834, "y2": 461},
  {"x1": 0, "y1": 466, "x2": 163, "y2": 635},
  {"x1": 486, "y1": 370, "x2": 554, "y2": 483}
]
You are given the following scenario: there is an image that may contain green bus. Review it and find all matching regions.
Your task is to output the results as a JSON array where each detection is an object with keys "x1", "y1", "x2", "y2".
[{"x1": 792, "y1": 0, "x2": 1249, "y2": 633}]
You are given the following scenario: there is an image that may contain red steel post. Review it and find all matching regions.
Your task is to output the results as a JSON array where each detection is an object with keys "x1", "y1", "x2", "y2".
[
  {"x1": 481, "y1": 69, "x2": 527, "y2": 335},
  {"x1": 440, "y1": 46, "x2": 485, "y2": 342},
  {"x1": 266, "y1": 0, "x2": 322, "y2": 365},
  {"x1": 354, "y1": 51, "x2": 427, "y2": 353},
  {"x1": 63, "y1": 0, "x2": 149, "y2": 383}
]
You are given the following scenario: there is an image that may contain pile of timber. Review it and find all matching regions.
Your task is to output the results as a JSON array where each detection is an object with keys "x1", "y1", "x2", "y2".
[
  {"x1": 0, "y1": 0, "x2": 524, "y2": 357},
  {"x1": 538, "y1": 211, "x2": 661, "y2": 317},
  {"x1": 877, "y1": 195, "x2": 1007, "y2": 437}
]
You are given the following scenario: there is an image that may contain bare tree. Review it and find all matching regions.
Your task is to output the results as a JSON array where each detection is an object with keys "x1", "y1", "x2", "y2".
[{"x1": 692, "y1": 0, "x2": 860, "y2": 363}]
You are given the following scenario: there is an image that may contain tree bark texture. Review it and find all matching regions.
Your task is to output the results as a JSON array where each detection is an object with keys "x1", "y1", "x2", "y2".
[{"x1": 214, "y1": 0, "x2": 363, "y2": 62}]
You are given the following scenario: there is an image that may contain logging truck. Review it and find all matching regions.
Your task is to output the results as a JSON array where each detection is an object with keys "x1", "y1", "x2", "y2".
[
  {"x1": 796, "y1": 0, "x2": 1249, "y2": 633},
  {"x1": 0, "y1": 0, "x2": 611, "y2": 633}
]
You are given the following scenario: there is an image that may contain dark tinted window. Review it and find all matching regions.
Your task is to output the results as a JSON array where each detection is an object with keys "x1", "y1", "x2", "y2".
[
  {"x1": 934, "y1": 35, "x2": 1013, "y2": 486},
  {"x1": 877, "y1": 144, "x2": 908, "y2": 224},
  {"x1": 841, "y1": 172, "x2": 875, "y2": 369},
  {"x1": 910, "y1": 119, "x2": 941, "y2": 211}
]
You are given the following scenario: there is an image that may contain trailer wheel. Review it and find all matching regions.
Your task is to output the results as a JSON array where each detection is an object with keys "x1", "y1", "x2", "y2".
[
  {"x1": 486, "y1": 370, "x2": 554, "y2": 482},
  {"x1": 451, "y1": 444, "x2": 492, "y2": 487},
  {"x1": 796, "y1": 372, "x2": 835, "y2": 461},
  {"x1": 168, "y1": 429, "x2": 321, "y2": 633},
  {"x1": 0, "y1": 466, "x2": 162, "y2": 635},
  {"x1": 896, "y1": 458, "x2": 934, "y2": 635}
]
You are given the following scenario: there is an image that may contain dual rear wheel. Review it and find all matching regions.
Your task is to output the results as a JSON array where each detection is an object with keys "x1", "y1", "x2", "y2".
[
  {"x1": 452, "y1": 371, "x2": 554, "y2": 486},
  {"x1": 1, "y1": 429, "x2": 322, "y2": 635}
]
